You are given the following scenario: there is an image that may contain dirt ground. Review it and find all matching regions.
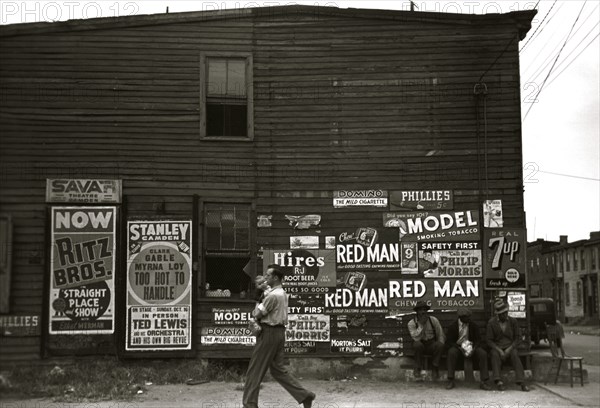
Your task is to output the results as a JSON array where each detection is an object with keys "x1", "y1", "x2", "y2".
[{"x1": 2, "y1": 378, "x2": 586, "y2": 408}]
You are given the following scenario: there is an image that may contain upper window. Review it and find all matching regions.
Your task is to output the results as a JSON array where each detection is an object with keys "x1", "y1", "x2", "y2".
[
  {"x1": 200, "y1": 54, "x2": 253, "y2": 140},
  {"x1": 580, "y1": 250, "x2": 585, "y2": 269}
]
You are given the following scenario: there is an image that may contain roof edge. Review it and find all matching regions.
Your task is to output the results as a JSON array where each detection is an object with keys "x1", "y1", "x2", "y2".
[{"x1": 0, "y1": 5, "x2": 537, "y2": 38}]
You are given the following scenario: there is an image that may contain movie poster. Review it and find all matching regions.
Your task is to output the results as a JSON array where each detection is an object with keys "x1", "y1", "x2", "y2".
[
  {"x1": 126, "y1": 220, "x2": 193, "y2": 351},
  {"x1": 49, "y1": 207, "x2": 116, "y2": 334}
]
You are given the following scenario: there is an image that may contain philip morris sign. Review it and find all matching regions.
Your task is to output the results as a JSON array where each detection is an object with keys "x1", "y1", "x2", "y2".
[{"x1": 383, "y1": 210, "x2": 480, "y2": 242}]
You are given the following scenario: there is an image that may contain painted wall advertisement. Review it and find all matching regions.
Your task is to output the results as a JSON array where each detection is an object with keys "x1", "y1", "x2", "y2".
[
  {"x1": 336, "y1": 228, "x2": 401, "y2": 271},
  {"x1": 263, "y1": 249, "x2": 336, "y2": 294},
  {"x1": 126, "y1": 220, "x2": 193, "y2": 351},
  {"x1": 200, "y1": 326, "x2": 255, "y2": 346},
  {"x1": 49, "y1": 207, "x2": 116, "y2": 334},
  {"x1": 387, "y1": 278, "x2": 484, "y2": 315},
  {"x1": 418, "y1": 242, "x2": 482, "y2": 278},
  {"x1": 483, "y1": 228, "x2": 527, "y2": 290},
  {"x1": 383, "y1": 210, "x2": 480, "y2": 242},
  {"x1": 286, "y1": 314, "x2": 330, "y2": 342},
  {"x1": 333, "y1": 190, "x2": 388, "y2": 208},
  {"x1": 389, "y1": 190, "x2": 453, "y2": 211}
]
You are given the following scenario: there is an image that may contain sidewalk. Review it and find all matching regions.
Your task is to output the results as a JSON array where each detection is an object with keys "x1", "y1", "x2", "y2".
[
  {"x1": 2, "y1": 373, "x2": 598, "y2": 408},
  {"x1": 533, "y1": 364, "x2": 600, "y2": 407}
]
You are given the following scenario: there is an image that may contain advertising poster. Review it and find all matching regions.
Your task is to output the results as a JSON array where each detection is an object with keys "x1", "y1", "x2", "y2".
[
  {"x1": 286, "y1": 314, "x2": 330, "y2": 342},
  {"x1": 483, "y1": 228, "x2": 527, "y2": 290},
  {"x1": 507, "y1": 292, "x2": 527, "y2": 318},
  {"x1": 401, "y1": 242, "x2": 418, "y2": 274},
  {"x1": 418, "y1": 242, "x2": 482, "y2": 278},
  {"x1": 483, "y1": 200, "x2": 503, "y2": 228},
  {"x1": 263, "y1": 249, "x2": 336, "y2": 294},
  {"x1": 212, "y1": 306, "x2": 254, "y2": 326},
  {"x1": 46, "y1": 179, "x2": 121, "y2": 203},
  {"x1": 126, "y1": 220, "x2": 193, "y2": 351},
  {"x1": 200, "y1": 326, "x2": 255, "y2": 346},
  {"x1": 383, "y1": 210, "x2": 480, "y2": 242},
  {"x1": 289, "y1": 236, "x2": 319, "y2": 249},
  {"x1": 1, "y1": 315, "x2": 41, "y2": 336},
  {"x1": 333, "y1": 190, "x2": 388, "y2": 208},
  {"x1": 284, "y1": 341, "x2": 317, "y2": 354},
  {"x1": 330, "y1": 337, "x2": 372, "y2": 354},
  {"x1": 389, "y1": 190, "x2": 453, "y2": 211},
  {"x1": 388, "y1": 278, "x2": 483, "y2": 315},
  {"x1": 324, "y1": 287, "x2": 389, "y2": 314},
  {"x1": 49, "y1": 206, "x2": 116, "y2": 334},
  {"x1": 336, "y1": 227, "x2": 401, "y2": 271}
]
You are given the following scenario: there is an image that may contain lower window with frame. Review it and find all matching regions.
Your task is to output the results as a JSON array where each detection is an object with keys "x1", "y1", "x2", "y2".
[{"x1": 203, "y1": 203, "x2": 252, "y2": 298}]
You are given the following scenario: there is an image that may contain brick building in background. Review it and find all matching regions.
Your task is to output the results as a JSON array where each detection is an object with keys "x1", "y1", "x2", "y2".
[{"x1": 528, "y1": 232, "x2": 600, "y2": 323}]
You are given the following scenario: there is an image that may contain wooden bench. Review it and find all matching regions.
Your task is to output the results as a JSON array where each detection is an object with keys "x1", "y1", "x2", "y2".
[{"x1": 420, "y1": 350, "x2": 533, "y2": 382}]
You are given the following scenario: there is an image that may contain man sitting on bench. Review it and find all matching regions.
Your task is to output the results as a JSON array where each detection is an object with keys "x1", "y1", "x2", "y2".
[
  {"x1": 408, "y1": 301, "x2": 445, "y2": 380},
  {"x1": 486, "y1": 299, "x2": 530, "y2": 392},
  {"x1": 445, "y1": 308, "x2": 492, "y2": 390}
]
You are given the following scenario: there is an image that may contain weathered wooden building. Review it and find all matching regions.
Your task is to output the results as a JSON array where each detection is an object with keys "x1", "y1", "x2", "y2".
[{"x1": 0, "y1": 6, "x2": 535, "y2": 367}]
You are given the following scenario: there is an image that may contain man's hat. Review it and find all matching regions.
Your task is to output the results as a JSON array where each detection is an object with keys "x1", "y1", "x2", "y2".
[
  {"x1": 493, "y1": 299, "x2": 509, "y2": 314},
  {"x1": 413, "y1": 300, "x2": 430, "y2": 311},
  {"x1": 457, "y1": 309, "x2": 472, "y2": 317}
]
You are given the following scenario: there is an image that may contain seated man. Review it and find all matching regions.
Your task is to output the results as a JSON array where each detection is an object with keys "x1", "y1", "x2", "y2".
[
  {"x1": 407, "y1": 301, "x2": 445, "y2": 380},
  {"x1": 486, "y1": 299, "x2": 530, "y2": 392},
  {"x1": 445, "y1": 309, "x2": 491, "y2": 390}
]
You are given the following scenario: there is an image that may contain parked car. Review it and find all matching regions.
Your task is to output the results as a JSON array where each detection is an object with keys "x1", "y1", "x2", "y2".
[{"x1": 529, "y1": 298, "x2": 557, "y2": 345}]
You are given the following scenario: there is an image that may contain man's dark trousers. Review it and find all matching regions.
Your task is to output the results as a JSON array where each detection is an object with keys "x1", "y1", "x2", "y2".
[
  {"x1": 489, "y1": 348, "x2": 525, "y2": 383},
  {"x1": 243, "y1": 325, "x2": 311, "y2": 408},
  {"x1": 413, "y1": 338, "x2": 444, "y2": 370},
  {"x1": 447, "y1": 346, "x2": 489, "y2": 380}
]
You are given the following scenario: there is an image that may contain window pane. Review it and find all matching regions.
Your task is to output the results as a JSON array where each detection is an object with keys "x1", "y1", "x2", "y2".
[
  {"x1": 228, "y1": 59, "x2": 246, "y2": 97},
  {"x1": 207, "y1": 103, "x2": 225, "y2": 136},
  {"x1": 224, "y1": 104, "x2": 247, "y2": 136},
  {"x1": 235, "y1": 207, "x2": 249, "y2": 249},
  {"x1": 205, "y1": 209, "x2": 221, "y2": 250},
  {"x1": 207, "y1": 59, "x2": 227, "y2": 96},
  {"x1": 221, "y1": 210, "x2": 235, "y2": 249}
]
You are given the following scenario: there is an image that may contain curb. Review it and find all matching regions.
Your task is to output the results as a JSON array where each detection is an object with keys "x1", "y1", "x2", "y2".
[{"x1": 533, "y1": 382, "x2": 585, "y2": 407}]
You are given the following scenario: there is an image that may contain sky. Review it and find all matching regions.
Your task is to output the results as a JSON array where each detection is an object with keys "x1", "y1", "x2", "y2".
[{"x1": 1, "y1": 0, "x2": 598, "y2": 243}]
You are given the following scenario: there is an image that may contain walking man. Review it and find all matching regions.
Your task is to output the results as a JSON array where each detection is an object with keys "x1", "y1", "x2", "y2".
[
  {"x1": 486, "y1": 299, "x2": 530, "y2": 392},
  {"x1": 243, "y1": 264, "x2": 316, "y2": 408},
  {"x1": 408, "y1": 301, "x2": 445, "y2": 380},
  {"x1": 445, "y1": 309, "x2": 492, "y2": 390}
]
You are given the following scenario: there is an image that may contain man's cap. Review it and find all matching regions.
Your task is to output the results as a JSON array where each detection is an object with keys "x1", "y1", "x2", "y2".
[
  {"x1": 413, "y1": 300, "x2": 430, "y2": 311},
  {"x1": 457, "y1": 309, "x2": 471, "y2": 317},
  {"x1": 493, "y1": 299, "x2": 509, "y2": 314}
]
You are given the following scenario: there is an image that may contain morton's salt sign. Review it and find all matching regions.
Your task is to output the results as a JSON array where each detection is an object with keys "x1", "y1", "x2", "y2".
[{"x1": 383, "y1": 210, "x2": 480, "y2": 242}]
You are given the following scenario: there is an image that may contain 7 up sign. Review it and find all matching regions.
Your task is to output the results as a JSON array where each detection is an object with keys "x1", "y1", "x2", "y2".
[{"x1": 483, "y1": 228, "x2": 527, "y2": 290}]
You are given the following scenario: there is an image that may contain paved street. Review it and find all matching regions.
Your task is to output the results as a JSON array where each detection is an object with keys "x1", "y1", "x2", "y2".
[{"x1": 532, "y1": 332, "x2": 600, "y2": 366}]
